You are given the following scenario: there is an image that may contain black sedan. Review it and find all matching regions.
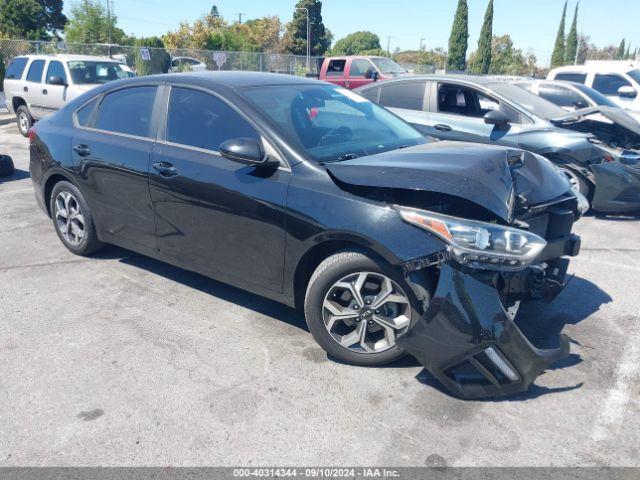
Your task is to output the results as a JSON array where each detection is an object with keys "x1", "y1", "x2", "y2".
[{"x1": 30, "y1": 72, "x2": 584, "y2": 398}]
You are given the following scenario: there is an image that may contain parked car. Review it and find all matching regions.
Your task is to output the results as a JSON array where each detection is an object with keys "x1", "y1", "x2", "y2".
[
  {"x1": 170, "y1": 56, "x2": 207, "y2": 72},
  {"x1": 518, "y1": 78, "x2": 640, "y2": 123},
  {"x1": 3, "y1": 54, "x2": 136, "y2": 136},
  {"x1": 29, "y1": 72, "x2": 584, "y2": 399},
  {"x1": 547, "y1": 61, "x2": 640, "y2": 116},
  {"x1": 356, "y1": 75, "x2": 640, "y2": 213},
  {"x1": 318, "y1": 55, "x2": 408, "y2": 89}
]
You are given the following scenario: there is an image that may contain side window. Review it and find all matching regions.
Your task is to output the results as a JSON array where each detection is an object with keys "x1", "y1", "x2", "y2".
[
  {"x1": 26, "y1": 59, "x2": 45, "y2": 83},
  {"x1": 167, "y1": 87, "x2": 260, "y2": 151},
  {"x1": 437, "y1": 84, "x2": 519, "y2": 122},
  {"x1": 95, "y1": 86, "x2": 157, "y2": 137},
  {"x1": 538, "y1": 84, "x2": 584, "y2": 108},
  {"x1": 379, "y1": 81, "x2": 427, "y2": 110},
  {"x1": 554, "y1": 73, "x2": 587, "y2": 84},
  {"x1": 75, "y1": 98, "x2": 99, "y2": 127},
  {"x1": 5, "y1": 57, "x2": 29, "y2": 80},
  {"x1": 359, "y1": 86, "x2": 380, "y2": 103},
  {"x1": 326, "y1": 59, "x2": 346, "y2": 76},
  {"x1": 46, "y1": 61, "x2": 67, "y2": 85},
  {"x1": 593, "y1": 74, "x2": 631, "y2": 95},
  {"x1": 349, "y1": 59, "x2": 372, "y2": 77}
]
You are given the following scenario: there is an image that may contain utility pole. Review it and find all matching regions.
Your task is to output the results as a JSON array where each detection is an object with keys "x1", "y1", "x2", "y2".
[
  {"x1": 235, "y1": 12, "x2": 246, "y2": 24},
  {"x1": 386, "y1": 36, "x2": 393, "y2": 56},
  {"x1": 420, "y1": 38, "x2": 426, "y2": 51},
  {"x1": 106, "y1": 0, "x2": 112, "y2": 44},
  {"x1": 295, "y1": 7, "x2": 310, "y2": 71}
]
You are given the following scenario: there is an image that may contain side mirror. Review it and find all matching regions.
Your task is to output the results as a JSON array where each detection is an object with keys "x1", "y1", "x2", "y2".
[
  {"x1": 618, "y1": 85, "x2": 637, "y2": 99},
  {"x1": 483, "y1": 109, "x2": 509, "y2": 126},
  {"x1": 364, "y1": 68, "x2": 379, "y2": 81},
  {"x1": 48, "y1": 76, "x2": 67, "y2": 86},
  {"x1": 219, "y1": 138, "x2": 278, "y2": 167}
]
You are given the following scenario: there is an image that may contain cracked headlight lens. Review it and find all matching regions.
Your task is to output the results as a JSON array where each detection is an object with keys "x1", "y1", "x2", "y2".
[{"x1": 396, "y1": 207, "x2": 547, "y2": 270}]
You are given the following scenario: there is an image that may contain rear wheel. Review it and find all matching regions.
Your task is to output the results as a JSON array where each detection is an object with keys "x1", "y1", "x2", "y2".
[
  {"x1": 16, "y1": 106, "x2": 33, "y2": 137},
  {"x1": 50, "y1": 181, "x2": 104, "y2": 256},
  {"x1": 304, "y1": 250, "x2": 423, "y2": 366}
]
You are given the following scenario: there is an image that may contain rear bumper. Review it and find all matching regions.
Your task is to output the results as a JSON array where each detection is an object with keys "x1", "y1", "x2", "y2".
[
  {"x1": 591, "y1": 160, "x2": 640, "y2": 212},
  {"x1": 398, "y1": 263, "x2": 571, "y2": 399}
]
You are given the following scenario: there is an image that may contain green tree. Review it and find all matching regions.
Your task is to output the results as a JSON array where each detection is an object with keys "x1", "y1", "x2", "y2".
[
  {"x1": 550, "y1": 1, "x2": 567, "y2": 68},
  {"x1": 133, "y1": 37, "x2": 171, "y2": 75},
  {"x1": 471, "y1": 0, "x2": 493, "y2": 74},
  {"x1": 0, "y1": 0, "x2": 66, "y2": 39},
  {"x1": 281, "y1": 0, "x2": 332, "y2": 56},
  {"x1": 446, "y1": 0, "x2": 468, "y2": 71},
  {"x1": 330, "y1": 31, "x2": 381, "y2": 56},
  {"x1": 565, "y1": 2, "x2": 578, "y2": 65},
  {"x1": 624, "y1": 44, "x2": 631, "y2": 60},
  {"x1": 210, "y1": 5, "x2": 220, "y2": 17},
  {"x1": 616, "y1": 38, "x2": 625, "y2": 59},
  {"x1": 64, "y1": 0, "x2": 126, "y2": 44}
]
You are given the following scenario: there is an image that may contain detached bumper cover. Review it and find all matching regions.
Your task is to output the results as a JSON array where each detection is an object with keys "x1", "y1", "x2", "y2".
[
  {"x1": 398, "y1": 264, "x2": 570, "y2": 399},
  {"x1": 592, "y1": 159, "x2": 640, "y2": 212}
]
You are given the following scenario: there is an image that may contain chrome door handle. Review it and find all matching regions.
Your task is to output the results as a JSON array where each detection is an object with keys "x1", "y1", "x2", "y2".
[
  {"x1": 152, "y1": 161, "x2": 178, "y2": 177},
  {"x1": 73, "y1": 144, "x2": 91, "y2": 157},
  {"x1": 434, "y1": 124, "x2": 452, "y2": 132}
]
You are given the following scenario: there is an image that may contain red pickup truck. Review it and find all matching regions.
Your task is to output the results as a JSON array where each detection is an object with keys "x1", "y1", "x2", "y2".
[{"x1": 318, "y1": 56, "x2": 409, "y2": 89}]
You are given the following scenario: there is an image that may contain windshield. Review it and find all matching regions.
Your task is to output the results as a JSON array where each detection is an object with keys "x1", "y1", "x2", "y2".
[
  {"x1": 626, "y1": 69, "x2": 640, "y2": 85},
  {"x1": 67, "y1": 61, "x2": 134, "y2": 84},
  {"x1": 489, "y1": 82, "x2": 566, "y2": 119},
  {"x1": 571, "y1": 83, "x2": 619, "y2": 107},
  {"x1": 371, "y1": 57, "x2": 407, "y2": 75},
  {"x1": 241, "y1": 84, "x2": 426, "y2": 163}
]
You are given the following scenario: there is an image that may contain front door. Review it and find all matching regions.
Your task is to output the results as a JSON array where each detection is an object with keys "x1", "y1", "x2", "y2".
[
  {"x1": 41, "y1": 60, "x2": 69, "y2": 116},
  {"x1": 149, "y1": 86, "x2": 290, "y2": 292},
  {"x1": 347, "y1": 59, "x2": 375, "y2": 90}
]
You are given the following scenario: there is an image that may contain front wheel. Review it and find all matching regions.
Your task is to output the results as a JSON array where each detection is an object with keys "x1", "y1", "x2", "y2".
[
  {"x1": 304, "y1": 250, "x2": 423, "y2": 366},
  {"x1": 560, "y1": 166, "x2": 591, "y2": 199}
]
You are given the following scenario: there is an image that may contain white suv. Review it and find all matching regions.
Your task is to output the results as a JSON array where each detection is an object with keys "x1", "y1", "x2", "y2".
[
  {"x1": 548, "y1": 61, "x2": 640, "y2": 117},
  {"x1": 3, "y1": 54, "x2": 135, "y2": 136}
]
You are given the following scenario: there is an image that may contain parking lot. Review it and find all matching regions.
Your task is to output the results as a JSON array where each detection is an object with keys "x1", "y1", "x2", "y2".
[{"x1": 1, "y1": 118, "x2": 639, "y2": 466}]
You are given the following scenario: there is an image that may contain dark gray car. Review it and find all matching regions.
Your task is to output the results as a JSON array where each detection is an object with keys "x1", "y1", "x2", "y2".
[{"x1": 356, "y1": 75, "x2": 640, "y2": 213}]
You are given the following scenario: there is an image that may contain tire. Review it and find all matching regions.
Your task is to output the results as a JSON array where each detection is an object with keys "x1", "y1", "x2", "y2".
[
  {"x1": 16, "y1": 106, "x2": 33, "y2": 137},
  {"x1": 560, "y1": 166, "x2": 591, "y2": 199},
  {"x1": 304, "y1": 249, "x2": 425, "y2": 366},
  {"x1": 0, "y1": 155, "x2": 14, "y2": 177},
  {"x1": 49, "y1": 181, "x2": 104, "y2": 256}
]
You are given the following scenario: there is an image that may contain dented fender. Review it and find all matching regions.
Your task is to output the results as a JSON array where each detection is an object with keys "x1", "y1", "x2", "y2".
[{"x1": 591, "y1": 160, "x2": 640, "y2": 213}]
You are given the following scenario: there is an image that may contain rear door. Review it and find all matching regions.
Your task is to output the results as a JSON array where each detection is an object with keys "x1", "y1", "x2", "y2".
[
  {"x1": 323, "y1": 58, "x2": 348, "y2": 87},
  {"x1": 24, "y1": 59, "x2": 47, "y2": 118},
  {"x1": 41, "y1": 59, "x2": 69, "y2": 115},
  {"x1": 376, "y1": 80, "x2": 430, "y2": 135},
  {"x1": 149, "y1": 86, "x2": 290, "y2": 291},
  {"x1": 71, "y1": 85, "x2": 161, "y2": 252}
]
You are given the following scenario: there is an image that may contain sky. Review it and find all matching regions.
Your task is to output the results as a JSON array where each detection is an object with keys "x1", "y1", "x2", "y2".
[{"x1": 63, "y1": 0, "x2": 640, "y2": 66}]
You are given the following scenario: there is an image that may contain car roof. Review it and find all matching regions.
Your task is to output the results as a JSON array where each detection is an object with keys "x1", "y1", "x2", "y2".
[
  {"x1": 15, "y1": 54, "x2": 120, "y2": 63},
  {"x1": 356, "y1": 74, "x2": 507, "y2": 89},
  {"x1": 549, "y1": 61, "x2": 639, "y2": 74}
]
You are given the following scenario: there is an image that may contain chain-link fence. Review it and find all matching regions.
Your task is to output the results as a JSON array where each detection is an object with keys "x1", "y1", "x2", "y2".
[{"x1": 0, "y1": 39, "x2": 322, "y2": 78}]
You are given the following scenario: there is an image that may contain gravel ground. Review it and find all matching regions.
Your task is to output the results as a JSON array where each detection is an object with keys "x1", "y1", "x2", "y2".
[{"x1": 1, "y1": 121, "x2": 639, "y2": 467}]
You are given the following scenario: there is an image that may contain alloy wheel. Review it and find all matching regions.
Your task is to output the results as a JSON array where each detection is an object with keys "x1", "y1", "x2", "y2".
[
  {"x1": 322, "y1": 272, "x2": 411, "y2": 354},
  {"x1": 54, "y1": 191, "x2": 86, "y2": 246},
  {"x1": 18, "y1": 112, "x2": 29, "y2": 134}
]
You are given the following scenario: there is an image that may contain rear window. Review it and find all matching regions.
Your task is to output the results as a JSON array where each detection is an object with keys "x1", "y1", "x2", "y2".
[
  {"x1": 553, "y1": 72, "x2": 587, "y2": 84},
  {"x1": 379, "y1": 81, "x2": 426, "y2": 110},
  {"x1": 5, "y1": 57, "x2": 29, "y2": 80},
  {"x1": 95, "y1": 86, "x2": 157, "y2": 137},
  {"x1": 26, "y1": 59, "x2": 45, "y2": 83}
]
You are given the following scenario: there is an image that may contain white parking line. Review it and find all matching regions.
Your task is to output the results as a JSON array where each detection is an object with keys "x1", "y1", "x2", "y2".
[{"x1": 591, "y1": 309, "x2": 640, "y2": 442}]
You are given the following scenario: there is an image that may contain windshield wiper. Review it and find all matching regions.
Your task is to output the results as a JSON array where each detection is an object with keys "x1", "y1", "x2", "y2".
[{"x1": 318, "y1": 153, "x2": 359, "y2": 164}]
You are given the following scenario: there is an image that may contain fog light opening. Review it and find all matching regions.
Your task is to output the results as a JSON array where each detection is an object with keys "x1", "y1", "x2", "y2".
[{"x1": 484, "y1": 347, "x2": 519, "y2": 382}]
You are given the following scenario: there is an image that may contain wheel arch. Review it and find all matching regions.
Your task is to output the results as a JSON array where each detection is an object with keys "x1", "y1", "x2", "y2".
[
  {"x1": 43, "y1": 171, "x2": 76, "y2": 217},
  {"x1": 12, "y1": 96, "x2": 27, "y2": 112}
]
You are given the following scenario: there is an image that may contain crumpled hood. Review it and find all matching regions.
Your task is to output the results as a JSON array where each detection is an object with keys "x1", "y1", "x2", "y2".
[
  {"x1": 325, "y1": 142, "x2": 570, "y2": 222},
  {"x1": 551, "y1": 105, "x2": 640, "y2": 139}
]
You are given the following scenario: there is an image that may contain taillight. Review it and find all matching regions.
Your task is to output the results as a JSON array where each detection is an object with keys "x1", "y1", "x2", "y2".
[{"x1": 28, "y1": 127, "x2": 36, "y2": 143}]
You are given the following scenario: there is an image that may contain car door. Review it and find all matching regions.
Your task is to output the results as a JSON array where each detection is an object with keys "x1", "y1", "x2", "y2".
[
  {"x1": 149, "y1": 86, "x2": 290, "y2": 292},
  {"x1": 324, "y1": 58, "x2": 348, "y2": 87},
  {"x1": 377, "y1": 80, "x2": 430, "y2": 135},
  {"x1": 24, "y1": 59, "x2": 47, "y2": 118},
  {"x1": 347, "y1": 59, "x2": 375, "y2": 90},
  {"x1": 41, "y1": 60, "x2": 69, "y2": 116},
  {"x1": 427, "y1": 82, "x2": 522, "y2": 147},
  {"x1": 71, "y1": 85, "x2": 161, "y2": 253},
  {"x1": 592, "y1": 73, "x2": 635, "y2": 109}
]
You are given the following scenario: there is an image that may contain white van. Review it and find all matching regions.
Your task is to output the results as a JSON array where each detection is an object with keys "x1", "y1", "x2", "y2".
[
  {"x1": 548, "y1": 61, "x2": 640, "y2": 116},
  {"x1": 3, "y1": 54, "x2": 135, "y2": 136}
]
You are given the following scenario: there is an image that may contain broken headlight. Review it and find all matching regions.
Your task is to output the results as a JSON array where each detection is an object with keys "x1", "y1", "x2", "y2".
[{"x1": 396, "y1": 207, "x2": 546, "y2": 270}]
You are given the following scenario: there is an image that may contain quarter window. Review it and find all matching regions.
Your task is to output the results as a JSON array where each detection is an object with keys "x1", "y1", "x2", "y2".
[
  {"x1": 166, "y1": 87, "x2": 260, "y2": 151},
  {"x1": 326, "y1": 59, "x2": 346, "y2": 76},
  {"x1": 95, "y1": 86, "x2": 157, "y2": 137},
  {"x1": 554, "y1": 72, "x2": 587, "y2": 84},
  {"x1": 593, "y1": 74, "x2": 631, "y2": 96},
  {"x1": 5, "y1": 57, "x2": 29, "y2": 80},
  {"x1": 46, "y1": 61, "x2": 67, "y2": 85},
  {"x1": 379, "y1": 81, "x2": 427, "y2": 110},
  {"x1": 26, "y1": 60, "x2": 45, "y2": 83},
  {"x1": 76, "y1": 98, "x2": 99, "y2": 127}
]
